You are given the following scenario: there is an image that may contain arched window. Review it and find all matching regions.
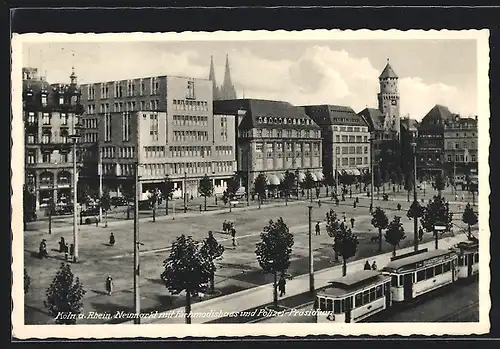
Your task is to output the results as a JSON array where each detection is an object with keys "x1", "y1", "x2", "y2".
[
  {"x1": 40, "y1": 171, "x2": 54, "y2": 186},
  {"x1": 258, "y1": 117, "x2": 263, "y2": 123},
  {"x1": 57, "y1": 171, "x2": 71, "y2": 185}
]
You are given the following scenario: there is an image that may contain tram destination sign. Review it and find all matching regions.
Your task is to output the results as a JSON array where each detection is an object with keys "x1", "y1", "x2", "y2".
[{"x1": 416, "y1": 254, "x2": 451, "y2": 269}]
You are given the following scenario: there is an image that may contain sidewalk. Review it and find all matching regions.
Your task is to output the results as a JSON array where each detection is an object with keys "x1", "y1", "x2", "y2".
[{"x1": 135, "y1": 234, "x2": 469, "y2": 324}]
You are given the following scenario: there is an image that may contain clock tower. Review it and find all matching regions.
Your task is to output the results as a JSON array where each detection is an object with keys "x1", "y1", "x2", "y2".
[{"x1": 377, "y1": 59, "x2": 400, "y2": 140}]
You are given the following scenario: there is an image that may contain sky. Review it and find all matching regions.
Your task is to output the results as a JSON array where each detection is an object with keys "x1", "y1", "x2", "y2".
[{"x1": 22, "y1": 39, "x2": 478, "y2": 120}]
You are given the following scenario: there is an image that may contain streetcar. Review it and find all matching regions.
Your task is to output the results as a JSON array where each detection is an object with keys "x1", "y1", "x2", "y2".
[
  {"x1": 455, "y1": 240, "x2": 479, "y2": 279},
  {"x1": 315, "y1": 270, "x2": 391, "y2": 323},
  {"x1": 381, "y1": 248, "x2": 458, "y2": 302}
]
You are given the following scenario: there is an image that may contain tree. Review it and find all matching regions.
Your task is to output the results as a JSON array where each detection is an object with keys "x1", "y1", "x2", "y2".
[
  {"x1": 255, "y1": 217, "x2": 294, "y2": 309},
  {"x1": 24, "y1": 268, "x2": 31, "y2": 294},
  {"x1": 44, "y1": 263, "x2": 86, "y2": 324},
  {"x1": 162, "y1": 175, "x2": 175, "y2": 215},
  {"x1": 323, "y1": 172, "x2": 335, "y2": 198},
  {"x1": 385, "y1": 216, "x2": 406, "y2": 257},
  {"x1": 160, "y1": 235, "x2": 214, "y2": 324},
  {"x1": 198, "y1": 175, "x2": 214, "y2": 211},
  {"x1": 371, "y1": 207, "x2": 389, "y2": 252},
  {"x1": 200, "y1": 231, "x2": 225, "y2": 294},
  {"x1": 434, "y1": 171, "x2": 446, "y2": 197},
  {"x1": 254, "y1": 173, "x2": 268, "y2": 209},
  {"x1": 325, "y1": 209, "x2": 341, "y2": 262},
  {"x1": 420, "y1": 195, "x2": 453, "y2": 249},
  {"x1": 281, "y1": 171, "x2": 296, "y2": 206},
  {"x1": 303, "y1": 171, "x2": 316, "y2": 202},
  {"x1": 100, "y1": 190, "x2": 111, "y2": 227},
  {"x1": 222, "y1": 176, "x2": 240, "y2": 213},
  {"x1": 462, "y1": 203, "x2": 478, "y2": 239},
  {"x1": 333, "y1": 225, "x2": 359, "y2": 276}
]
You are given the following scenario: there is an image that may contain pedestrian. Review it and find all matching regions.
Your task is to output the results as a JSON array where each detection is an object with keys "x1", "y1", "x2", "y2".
[
  {"x1": 371, "y1": 261, "x2": 378, "y2": 270},
  {"x1": 231, "y1": 228, "x2": 237, "y2": 247},
  {"x1": 39, "y1": 239, "x2": 48, "y2": 259},
  {"x1": 364, "y1": 261, "x2": 371, "y2": 270},
  {"x1": 393, "y1": 185, "x2": 396, "y2": 193},
  {"x1": 397, "y1": 203, "x2": 401, "y2": 211},
  {"x1": 105, "y1": 276, "x2": 114, "y2": 295},
  {"x1": 335, "y1": 198, "x2": 339, "y2": 206},
  {"x1": 317, "y1": 199, "x2": 322, "y2": 208},
  {"x1": 350, "y1": 217, "x2": 355, "y2": 229},
  {"x1": 223, "y1": 220, "x2": 227, "y2": 233},
  {"x1": 341, "y1": 193, "x2": 345, "y2": 201},
  {"x1": 315, "y1": 222, "x2": 321, "y2": 236},
  {"x1": 356, "y1": 197, "x2": 359, "y2": 204},
  {"x1": 349, "y1": 188, "x2": 352, "y2": 198},
  {"x1": 70, "y1": 243, "x2": 74, "y2": 257},
  {"x1": 215, "y1": 196, "x2": 218, "y2": 205},
  {"x1": 418, "y1": 227, "x2": 424, "y2": 242},
  {"x1": 109, "y1": 232, "x2": 115, "y2": 246},
  {"x1": 369, "y1": 203, "x2": 373, "y2": 213},
  {"x1": 278, "y1": 274, "x2": 286, "y2": 297},
  {"x1": 342, "y1": 212, "x2": 346, "y2": 222},
  {"x1": 64, "y1": 243, "x2": 69, "y2": 261},
  {"x1": 353, "y1": 201, "x2": 357, "y2": 209},
  {"x1": 59, "y1": 237, "x2": 66, "y2": 253}
]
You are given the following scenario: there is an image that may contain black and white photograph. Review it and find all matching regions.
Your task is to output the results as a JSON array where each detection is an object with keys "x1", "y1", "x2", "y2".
[{"x1": 11, "y1": 30, "x2": 490, "y2": 338}]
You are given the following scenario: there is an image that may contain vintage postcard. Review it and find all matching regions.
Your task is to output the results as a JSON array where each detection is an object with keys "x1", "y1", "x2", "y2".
[{"x1": 11, "y1": 29, "x2": 490, "y2": 338}]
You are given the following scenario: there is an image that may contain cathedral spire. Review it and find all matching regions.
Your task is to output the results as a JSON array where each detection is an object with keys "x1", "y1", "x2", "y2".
[
  {"x1": 221, "y1": 54, "x2": 237, "y2": 100},
  {"x1": 208, "y1": 55, "x2": 219, "y2": 100}
]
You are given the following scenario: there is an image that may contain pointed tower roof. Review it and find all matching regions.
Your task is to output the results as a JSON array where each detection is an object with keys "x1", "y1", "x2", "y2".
[
  {"x1": 221, "y1": 54, "x2": 237, "y2": 100},
  {"x1": 208, "y1": 55, "x2": 219, "y2": 100},
  {"x1": 379, "y1": 59, "x2": 398, "y2": 79}
]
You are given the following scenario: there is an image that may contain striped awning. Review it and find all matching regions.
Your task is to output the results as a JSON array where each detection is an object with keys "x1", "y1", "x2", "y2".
[
  {"x1": 315, "y1": 172, "x2": 324, "y2": 181},
  {"x1": 297, "y1": 172, "x2": 306, "y2": 182},
  {"x1": 352, "y1": 169, "x2": 361, "y2": 176},
  {"x1": 310, "y1": 173, "x2": 318, "y2": 182},
  {"x1": 267, "y1": 174, "x2": 280, "y2": 186}
]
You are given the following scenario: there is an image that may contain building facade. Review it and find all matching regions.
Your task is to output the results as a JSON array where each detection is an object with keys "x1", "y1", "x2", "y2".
[
  {"x1": 443, "y1": 115, "x2": 478, "y2": 181},
  {"x1": 214, "y1": 99, "x2": 323, "y2": 194},
  {"x1": 302, "y1": 105, "x2": 371, "y2": 182},
  {"x1": 415, "y1": 104, "x2": 454, "y2": 180},
  {"x1": 23, "y1": 67, "x2": 84, "y2": 214},
  {"x1": 80, "y1": 75, "x2": 236, "y2": 198},
  {"x1": 400, "y1": 117, "x2": 419, "y2": 186}
]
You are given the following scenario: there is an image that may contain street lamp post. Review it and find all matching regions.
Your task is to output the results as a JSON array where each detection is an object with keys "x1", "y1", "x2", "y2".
[
  {"x1": 307, "y1": 205, "x2": 314, "y2": 293},
  {"x1": 433, "y1": 222, "x2": 447, "y2": 250},
  {"x1": 98, "y1": 144, "x2": 103, "y2": 224},
  {"x1": 184, "y1": 171, "x2": 188, "y2": 213},
  {"x1": 70, "y1": 134, "x2": 80, "y2": 263},
  {"x1": 411, "y1": 141, "x2": 419, "y2": 251},
  {"x1": 133, "y1": 162, "x2": 142, "y2": 324},
  {"x1": 369, "y1": 134, "x2": 374, "y2": 211}
]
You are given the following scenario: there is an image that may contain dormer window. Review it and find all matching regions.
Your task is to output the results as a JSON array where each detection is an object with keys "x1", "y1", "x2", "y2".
[
  {"x1": 263, "y1": 117, "x2": 268, "y2": 124},
  {"x1": 59, "y1": 95, "x2": 64, "y2": 105},
  {"x1": 258, "y1": 117, "x2": 263, "y2": 123},
  {"x1": 41, "y1": 93, "x2": 48, "y2": 107}
]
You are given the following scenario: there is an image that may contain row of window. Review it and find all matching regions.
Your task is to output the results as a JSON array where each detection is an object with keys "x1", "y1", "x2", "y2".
[
  {"x1": 82, "y1": 133, "x2": 98, "y2": 143},
  {"x1": 24, "y1": 92, "x2": 78, "y2": 107},
  {"x1": 419, "y1": 154, "x2": 477, "y2": 164},
  {"x1": 131, "y1": 161, "x2": 234, "y2": 177},
  {"x1": 338, "y1": 146, "x2": 369, "y2": 155},
  {"x1": 173, "y1": 99, "x2": 209, "y2": 111},
  {"x1": 256, "y1": 116, "x2": 315, "y2": 126},
  {"x1": 255, "y1": 142, "x2": 321, "y2": 153},
  {"x1": 27, "y1": 152, "x2": 70, "y2": 164},
  {"x1": 86, "y1": 99, "x2": 162, "y2": 115},
  {"x1": 254, "y1": 129, "x2": 321, "y2": 139},
  {"x1": 458, "y1": 253, "x2": 479, "y2": 266},
  {"x1": 215, "y1": 146, "x2": 233, "y2": 156},
  {"x1": 170, "y1": 146, "x2": 212, "y2": 158},
  {"x1": 446, "y1": 154, "x2": 477, "y2": 163},
  {"x1": 26, "y1": 130, "x2": 73, "y2": 145},
  {"x1": 87, "y1": 79, "x2": 161, "y2": 101},
  {"x1": 26, "y1": 111, "x2": 74, "y2": 126},
  {"x1": 445, "y1": 141, "x2": 477, "y2": 150},
  {"x1": 335, "y1": 157, "x2": 369, "y2": 166},
  {"x1": 318, "y1": 282, "x2": 388, "y2": 314},
  {"x1": 335, "y1": 135, "x2": 369, "y2": 143},
  {"x1": 333, "y1": 126, "x2": 369, "y2": 133},
  {"x1": 173, "y1": 115, "x2": 209, "y2": 127},
  {"x1": 173, "y1": 131, "x2": 209, "y2": 142},
  {"x1": 83, "y1": 118, "x2": 98, "y2": 129}
]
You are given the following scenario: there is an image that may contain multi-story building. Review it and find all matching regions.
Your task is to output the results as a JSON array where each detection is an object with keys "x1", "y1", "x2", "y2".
[
  {"x1": 213, "y1": 99, "x2": 323, "y2": 194},
  {"x1": 302, "y1": 105, "x2": 371, "y2": 182},
  {"x1": 415, "y1": 104, "x2": 454, "y2": 180},
  {"x1": 358, "y1": 60, "x2": 402, "y2": 183},
  {"x1": 80, "y1": 76, "x2": 236, "y2": 198},
  {"x1": 23, "y1": 67, "x2": 83, "y2": 214},
  {"x1": 443, "y1": 115, "x2": 478, "y2": 182}
]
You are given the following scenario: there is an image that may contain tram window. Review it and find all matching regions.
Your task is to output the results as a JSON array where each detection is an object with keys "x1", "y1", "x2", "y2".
[
  {"x1": 369, "y1": 288, "x2": 376, "y2": 302},
  {"x1": 363, "y1": 290, "x2": 370, "y2": 304},
  {"x1": 417, "y1": 270, "x2": 425, "y2": 282},
  {"x1": 391, "y1": 275, "x2": 398, "y2": 287},
  {"x1": 443, "y1": 262, "x2": 451, "y2": 273},
  {"x1": 355, "y1": 293, "x2": 362, "y2": 307},
  {"x1": 326, "y1": 299, "x2": 333, "y2": 311},
  {"x1": 474, "y1": 253, "x2": 479, "y2": 263},
  {"x1": 425, "y1": 267, "x2": 434, "y2": 279},
  {"x1": 434, "y1": 264, "x2": 443, "y2": 276},
  {"x1": 376, "y1": 285, "x2": 383, "y2": 298},
  {"x1": 333, "y1": 300, "x2": 341, "y2": 314},
  {"x1": 319, "y1": 297, "x2": 326, "y2": 311},
  {"x1": 458, "y1": 256, "x2": 464, "y2": 266}
]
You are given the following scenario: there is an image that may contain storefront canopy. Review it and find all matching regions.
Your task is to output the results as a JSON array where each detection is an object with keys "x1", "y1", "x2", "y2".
[
  {"x1": 297, "y1": 172, "x2": 306, "y2": 183},
  {"x1": 351, "y1": 169, "x2": 361, "y2": 176},
  {"x1": 315, "y1": 172, "x2": 324, "y2": 181},
  {"x1": 267, "y1": 174, "x2": 281, "y2": 186},
  {"x1": 310, "y1": 173, "x2": 318, "y2": 182}
]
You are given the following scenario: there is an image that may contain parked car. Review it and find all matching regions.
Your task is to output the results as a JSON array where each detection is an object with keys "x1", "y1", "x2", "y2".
[
  {"x1": 81, "y1": 206, "x2": 100, "y2": 217},
  {"x1": 110, "y1": 196, "x2": 129, "y2": 207},
  {"x1": 52, "y1": 204, "x2": 73, "y2": 216}
]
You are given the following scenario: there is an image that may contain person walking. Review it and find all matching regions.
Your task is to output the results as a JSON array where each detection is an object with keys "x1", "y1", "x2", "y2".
[
  {"x1": 105, "y1": 276, "x2": 114, "y2": 296},
  {"x1": 231, "y1": 227, "x2": 237, "y2": 247},
  {"x1": 397, "y1": 203, "x2": 401, "y2": 211},
  {"x1": 350, "y1": 217, "x2": 355, "y2": 229},
  {"x1": 342, "y1": 212, "x2": 346, "y2": 222},
  {"x1": 369, "y1": 203, "x2": 373, "y2": 213},
  {"x1": 39, "y1": 239, "x2": 48, "y2": 259},
  {"x1": 278, "y1": 274, "x2": 286, "y2": 297},
  {"x1": 64, "y1": 243, "x2": 69, "y2": 261},
  {"x1": 109, "y1": 232, "x2": 115, "y2": 246},
  {"x1": 59, "y1": 237, "x2": 66, "y2": 253},
  {"x1": 353, "y1": 201, "x2": 357, "y2": 209},
  {"x1": 315, "y1": 222, "x2": 321, "y2": 236},
  {"x1": 364, "y1": 261, "x2": 371, "y2": 270},
  {"x1": 371, "y1": 261, "x2": 378, "y2": 270},
  {"x1": 317, "y1": 199, "x2": 322, "y2": 208},
  {"x1": 418, "y1": 227, "x2": 424, "y2": 242}
]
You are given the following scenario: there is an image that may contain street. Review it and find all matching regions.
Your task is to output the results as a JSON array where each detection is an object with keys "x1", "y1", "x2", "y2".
[{"x1": 24, "y1": 186, "x2": 476, "y2": 324}]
